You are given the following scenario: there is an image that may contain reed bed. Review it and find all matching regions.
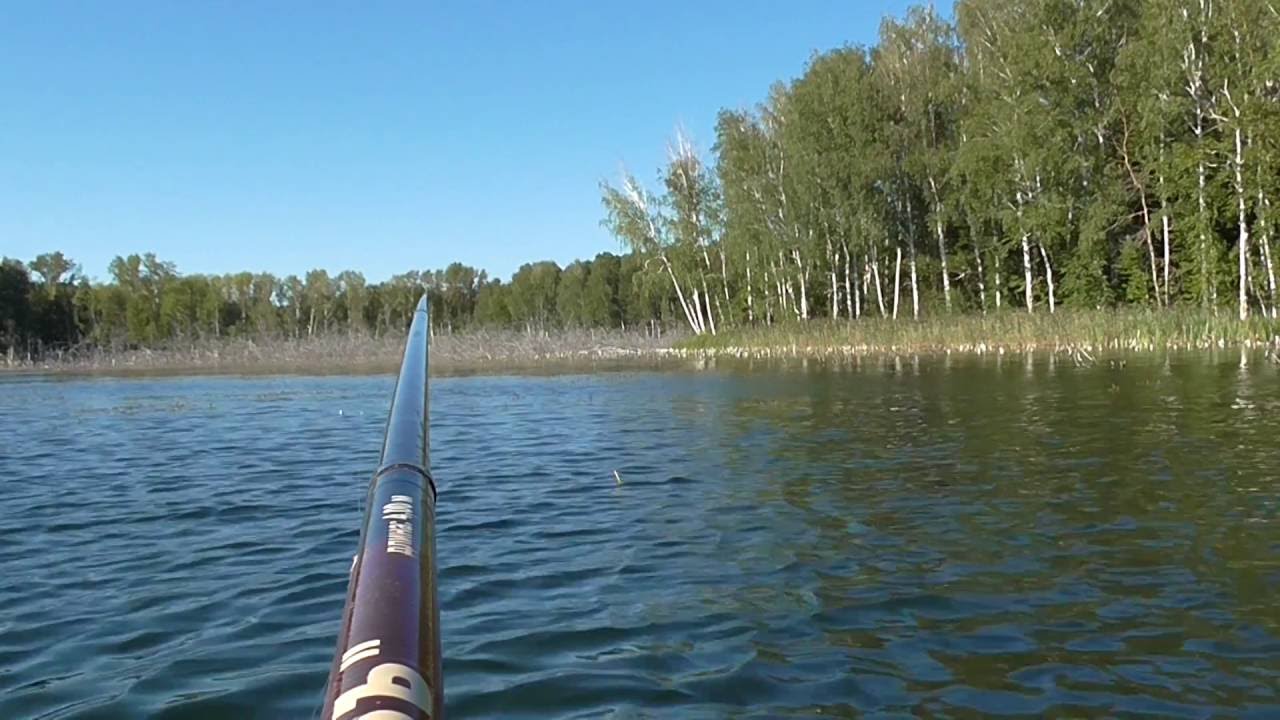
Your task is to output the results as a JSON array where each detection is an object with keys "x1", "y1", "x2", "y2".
[
  {"x1": 3, "y1": 328, "x2": 679, "y2": 376},
  {"x1": 676, "y1": 309, "x2": 1280, "y2": 360},
  {"x1": 7, "y1": 309, "x2": 1279, "y2": 376}
]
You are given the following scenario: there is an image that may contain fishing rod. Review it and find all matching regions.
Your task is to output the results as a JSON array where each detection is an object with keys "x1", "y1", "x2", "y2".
[{"x1": 321, "y1": 295, "x2": 443, "y2": 719}]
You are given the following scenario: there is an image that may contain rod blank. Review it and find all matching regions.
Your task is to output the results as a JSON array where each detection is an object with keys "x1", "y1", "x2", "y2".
[{"x1": 321, "y1": 296, "x2": 442, "y2": 720}]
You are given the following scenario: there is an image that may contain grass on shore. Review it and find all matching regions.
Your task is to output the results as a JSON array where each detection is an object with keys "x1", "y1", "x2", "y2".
[
  {"x1": 2, "y1": 327, "x2": 680, "y2": 376},
  {"x1": 677, "y1": 308, "x2": 1280, "y2": 359},
  {"x1": 8, "y1": 309, "x2": 1278, "y2": 377}
]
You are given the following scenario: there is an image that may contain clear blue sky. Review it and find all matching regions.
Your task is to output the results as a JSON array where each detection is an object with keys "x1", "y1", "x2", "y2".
[{"x1": 1, "y1": 1, "x2": 920, "y2": 284}]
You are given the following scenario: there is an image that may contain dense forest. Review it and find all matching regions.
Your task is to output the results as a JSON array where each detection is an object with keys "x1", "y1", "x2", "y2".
[
  {"x1": 0, "y1": 251, "x2": 675, "y2": 360},
  {"x1": 603, "y1": 0, "x2": 1280, "y2": 334},
  {"x1": 5, "y1": 0, "x2": 1280, "y2": 360}
]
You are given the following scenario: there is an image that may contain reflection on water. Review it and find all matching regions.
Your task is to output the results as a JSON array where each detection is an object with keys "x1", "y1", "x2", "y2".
[{"x1": 0, "y1": 353, "x2": 1277, "y2": 718}]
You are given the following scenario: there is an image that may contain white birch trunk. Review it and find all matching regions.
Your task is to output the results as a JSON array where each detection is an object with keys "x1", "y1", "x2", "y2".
[
  {"x1": 828, "y1": 239, "x2": 839, "y2": 320},
  {"x1": 974, "y1": 242, "x2": 987, "y2": 314},
  {"x1": 909, "y1": 246, "x2": 920, "y2": 320},
  {"x1": 662, "y1": 256, "x2": 702, "y2": 334},
  {"x1": 763, "y1": 263, "x2": 774, "y2": 325},
  {"x1": 776, "y1": 253, "x2": 788, "y2": 314},
  {"x1": 1122, "y1": 132, "x2": 1162, "y2": 305},
  {"x1": 793, "y1": 249, "x2": 809, "y2": 320},
  {"x1": 1232, "y1": 124, "x2": 1248, "y2": 321},
  {"x1": 1021, "y1": 230, "x2": 1034, "y2": 314},
  {"x1": 870, "y1": 248, "x2": 887, "y2": 318},
  {"x1": 1200, "y1": 154, "x2": 1212, "y2": 307},
  {"x1": 893, "y1": 246, "x2": 903, "y2": 320},
  {"x1": 1039, "y1": 243, "x2": 1057, "y2": 314},
  {"x1": 843, "y1": 243, "x2": 855, "y2": 320},
  {"x1": 719, "y1": 248, "x2": 730, "y2": 307},
  {"x1": 1183, "y1": 7, "x2": 1214, "y2": 308},
  {"x1": 1014, "y1": 181, "x2": 1035, "y2": 314},
  {"x1": 937, "y1": 215, "x2": 950, "y2": 312},
  {"x1": 861, "y1": 258, "x2": 870, "y2": 319},
  {"x1": 1258, "y1": 186, "x2": 1277, "y2": 318},
  {"x1": 1159, "y1": 161, "x2": 1172, "y2": 307},
  {"x1": 700, "y1": 275, "x2": 717, "y2": 335},
  {"x1": 1163, "y1": 212, "x2": 1172, "y2": 307},
  {"x1": 905, "y1": 195, "x2": 920, "y2": 320},
  {"x1": 995, "y1": 252, "x2": 1002, "y2": 311},
  {"x1": 929, "y1": 178, "x2": 951, "y2": 311},
  {"x1": 1262, "y1": 234, "x2": 1277, "y2": 318}
]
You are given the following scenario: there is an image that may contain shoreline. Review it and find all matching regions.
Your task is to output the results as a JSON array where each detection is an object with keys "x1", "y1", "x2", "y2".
[
  {"x1": 5, "y1": 310, "x2": 1278, "y2": 379},
  {"x1": 0, "y1": 354, "x2": 691, "y2": 380},
  {"x1": 8, "y1": 345, "x2": 1277, "y2": 383},
  {"x1": 680, "y1": 309, "x2": 1280, "y2": 362},
  {"x1": 0, "y1": 329, "x2": 683, "y2": 379}
]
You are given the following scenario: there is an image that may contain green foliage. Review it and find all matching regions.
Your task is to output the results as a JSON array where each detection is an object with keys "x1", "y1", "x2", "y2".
[
  {"x1": 583, "y1": 252, "x2": 623, "y2": 328},
  {"x1": 8, "y1": 0, "x2": 1280, "y2": 361},
  {"x1": 0, "y1": 259, "x2": 34, "y2": 357},
  {"x1": 508, "y1": 261, "x2": 561, "y2": 330},
  {"x1": 474, "y1": 279, "x2": 512, "y2": 326},
  {"x1": 555, "y1": 261, "x2": 590, "y2": 328},
  {"x1": 1, "y1": 248, "x2": 683, "y2": 359},
  {"x1": 597, "y1": 0, "x2": 1280, "y2": 330}
]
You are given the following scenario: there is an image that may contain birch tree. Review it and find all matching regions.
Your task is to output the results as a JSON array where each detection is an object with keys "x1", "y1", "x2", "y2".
[
  {"x1": 601, "y1": 171, "x2": 706, "y2": 334},
  {"x1": 878, "y1": 7, "x2": 962, "y2": 314}
]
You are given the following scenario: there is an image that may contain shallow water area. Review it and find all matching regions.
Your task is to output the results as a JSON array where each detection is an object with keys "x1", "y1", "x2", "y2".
[{"x1": 1, "y1": 353, "x2": 1278, "y2": 718}]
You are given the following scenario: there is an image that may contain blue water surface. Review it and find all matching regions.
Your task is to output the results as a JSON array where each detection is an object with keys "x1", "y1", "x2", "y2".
[{"x1": 1, "y1": 355, "x2": 1278, "y2": 718}]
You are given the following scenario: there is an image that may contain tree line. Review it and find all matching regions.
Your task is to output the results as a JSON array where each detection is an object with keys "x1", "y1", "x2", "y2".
[
  {"x1": 0, "y1": 250, "x2": 692, "y2": 360},
  {"x1": 8, "y1": 0, "x2": 1280, "y2": 359},
  {"x1": 602, "y1": 0, "x2": 1280, "y2": 334}
]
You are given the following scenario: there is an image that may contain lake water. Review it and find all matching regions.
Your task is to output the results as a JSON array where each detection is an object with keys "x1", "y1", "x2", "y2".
[{"x1": 1, "y1": 354, "x2": 1278, "y2": 718}]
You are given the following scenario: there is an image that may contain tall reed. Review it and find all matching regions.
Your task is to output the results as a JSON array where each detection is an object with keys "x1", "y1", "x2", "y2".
[{"x1": 677, "y1": 309, "x2": 1280, "y2": 358}]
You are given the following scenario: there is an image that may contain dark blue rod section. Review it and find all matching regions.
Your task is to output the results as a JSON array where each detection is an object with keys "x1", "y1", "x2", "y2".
[
  {"x1": 320, "y1": 295, "x2": 443, "y2": 720},
  {"x1": 380, "y1": 296, "x2": 432, "y2": 480}
]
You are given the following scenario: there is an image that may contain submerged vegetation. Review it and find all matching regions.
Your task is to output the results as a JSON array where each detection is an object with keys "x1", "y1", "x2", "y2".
[{"x1": 6, "y1": 0, "x2": 1280, "y2": 372}]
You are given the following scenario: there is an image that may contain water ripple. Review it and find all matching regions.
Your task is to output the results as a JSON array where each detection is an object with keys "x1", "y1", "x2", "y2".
[{"x1": 0, "y1": 356, "x2": 1278, "y2": 717}]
